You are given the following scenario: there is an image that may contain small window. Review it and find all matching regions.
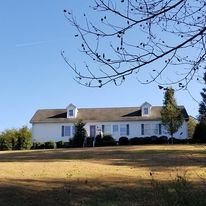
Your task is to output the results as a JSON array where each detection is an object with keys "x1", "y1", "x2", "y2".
[
  {"x1": 144, "y1": 107, "x2": 149, "y2": 115},
  {"x1": 69, "y1": 109, "x2": 74, "y2": 116}
]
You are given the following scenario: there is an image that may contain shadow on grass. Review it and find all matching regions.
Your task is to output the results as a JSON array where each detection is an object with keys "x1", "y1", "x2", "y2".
[
  {"x1": 0, "y1": 177, "x2": 205, "y2": 206},
  {"x1": 0, "y1": 146, "x2": 205, "y2": 169}
]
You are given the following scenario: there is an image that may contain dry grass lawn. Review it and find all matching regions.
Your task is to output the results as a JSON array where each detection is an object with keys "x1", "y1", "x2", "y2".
[{"x1": 0, "y1": 145, "x2": 206, "y2": 206}]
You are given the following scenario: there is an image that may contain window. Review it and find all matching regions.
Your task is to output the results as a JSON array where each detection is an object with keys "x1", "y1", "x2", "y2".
[
  {"x1": 112, "y1": 125, "x2": 119, "y2": 133},
  {"x1": 103, "y1": 125, "x2": 111, "y2": 134},
  {"x1": 61, "y1": 125, "x2": 72, "y2": 137},
  {"x1": 143, "y1": 107, "x2": 149, "y2": 115},
  {"x1": 120, "y1": 124, "x2": 129, "y2": 136},
  {"x1": 144, "y1": 124, "x2": 151, "y2": 135},
  {"x1": 120, "y1": 124, "x2": 127, "y2": 136},
  {"x1": 141, "y1": 124, "x2": 162, "y2": 136},
  {"x1": 69, "y1": 109, "x2": 74, "y2": 117}
]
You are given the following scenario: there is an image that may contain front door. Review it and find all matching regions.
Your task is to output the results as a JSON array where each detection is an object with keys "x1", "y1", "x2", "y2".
[{"x1": 90, "y1": 125, "x2": 96, "y2": 138}]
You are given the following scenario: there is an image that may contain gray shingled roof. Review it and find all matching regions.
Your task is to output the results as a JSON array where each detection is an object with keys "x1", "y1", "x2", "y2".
[{"x1": 30, "y1": 106, "x2": 189, "y2": 123}]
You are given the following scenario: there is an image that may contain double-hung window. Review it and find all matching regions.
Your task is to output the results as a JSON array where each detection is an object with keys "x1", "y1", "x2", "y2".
[
  {"x1": 62, "y1": 125, "x2": 75, "y2": 137},
  {"x1": 120, "y1": 124, "x2": 129, "y2": 136}
]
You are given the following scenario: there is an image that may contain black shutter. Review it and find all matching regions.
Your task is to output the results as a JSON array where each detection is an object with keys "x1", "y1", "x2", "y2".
[
  {"x1": 126, "y1": 124, "x2": 130, "y2": 136},
  {"x1": 141, "y1": 124, "x2": 144, "y2": 135},
  {"x1": 61, "y1": 126, "x2": 65, "y2": 137},
  {"x1": 159, "y1": 124, "x2": 162, "y2": 135},
  {"x1": 102, "y1": 125, "x2": 105, "y2": 133}
]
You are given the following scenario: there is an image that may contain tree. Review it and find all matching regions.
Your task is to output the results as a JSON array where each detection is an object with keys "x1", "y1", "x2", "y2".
[
  {"x1": 16, "y1": 126, "x2": 32, "y2": 150},
  {"x1": 0, "y1": 126, "x2": 32, "y2": 150},
  {"x1": 193, "y1": 71, "x2": 206, "y2": 143},
  {"x1": 161, "y1": 88, "x2": 184, "y2": 143},
  {"x1": 63, "y1": 0, "x2": 206, "y2": 88},
  {"x1": 72, "y1": 120, "x2": 87, "y2": 147},
  {"x1": 198, "y1": 72, "x2": 206, "y2": 122},
  {"x1": 187, "y1": 116, "x2": 197, "y2": 139}
]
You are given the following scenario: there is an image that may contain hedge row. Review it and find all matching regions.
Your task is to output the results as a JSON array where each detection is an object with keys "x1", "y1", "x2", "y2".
[
  {"x1": 31, "y1": 135, "x2": 189, "y2": 150},
  {"x1": 119, "y1": 136, "x2": 190, "y2": 145},
  {"x1": 31, "y1": 141, "x2": 72, "y2": 149}
]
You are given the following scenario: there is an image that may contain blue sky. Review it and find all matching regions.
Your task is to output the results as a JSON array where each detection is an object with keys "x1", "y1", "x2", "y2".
[{"x1": 0, "y1": 0, "x2": 201, "y2": 132}]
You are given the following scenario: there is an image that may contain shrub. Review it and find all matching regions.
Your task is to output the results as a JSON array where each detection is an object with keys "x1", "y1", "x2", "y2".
[
  {"x1": 16, "y1": 136, "x2": 32, "y2": 150},
  {"x1": 102, "y1": 134, "x2": 116, "y2": 146},
  {"x1": 84, "y1": 137, "x2": 93, "y2": 147},
  {"x1": 44, "y1": 141, "x2": 56, "y2": 149},
  {"x1": 56, "y1": 141, "x2": 64, "y2": 148},
  {"x1": 149, "y1": 136, "x2": 158, "y2": 144},
  {"x1": 118, "y1": 136, "x2": 129, "y2": 145},
  {"x1": 95, "y1": 134, "x2": 103, "y2": 147},
  {"x1": 31, "y1": 142, "x2": 45, "y2": 149},
  {"x1": 129, "y1": 137, "x2": 145, "y2": 145},
  {"x1": 157, "y1": 136, "x2": 168, "y2": 144},
  {"x1": 0, "y1": 137, "x2": 13, "y2": 150}
]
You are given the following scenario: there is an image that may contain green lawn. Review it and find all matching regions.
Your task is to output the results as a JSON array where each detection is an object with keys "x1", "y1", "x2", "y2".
[{"x1": 0, "y1": 145, "x2": 206, "y2": 206}]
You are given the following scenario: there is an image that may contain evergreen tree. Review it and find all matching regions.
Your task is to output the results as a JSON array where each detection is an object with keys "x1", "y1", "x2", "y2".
[
  {"x1": 161, "y1": 88, "x2": 184, "y2": 143},
  {"x1": 72, "y1": 120, "x2": 87, "y2": 147},
  {"x1": 194, "y1": 72, "x2": 206, "y2": 143},
  {"x1": 198, "y1": 72, "x2": 206, "y2": 122}
]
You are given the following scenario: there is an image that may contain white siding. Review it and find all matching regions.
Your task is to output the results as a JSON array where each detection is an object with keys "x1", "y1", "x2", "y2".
[
  {"x1": 32, "y1": 120, "x2": 188, "y2": 142},
  {"x1": 32, "y1": 123, "x2": 74, "y2": 142}
]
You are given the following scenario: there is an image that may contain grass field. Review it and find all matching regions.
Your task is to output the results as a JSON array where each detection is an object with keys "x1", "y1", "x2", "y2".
[{"x1": 0, "y1": 145, "x2": 206, "y2": 206}]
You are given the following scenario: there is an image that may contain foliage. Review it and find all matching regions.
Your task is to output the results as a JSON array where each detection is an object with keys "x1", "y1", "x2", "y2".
[
  {"x1": 45, "y1": 141, "x2": 56, "y2": 149},
  {"x1": 187, "y1": 116, "x2": 197, "y2": 139},
  {"x1": 94, "y1": 134, "x2": 103, "y2": 147},
  {"x1": 94, "y1": 134, "x2": 116, "y2": 146},
  {"x1": 198, "y1": 72, "x2": 206, "y2": 122},
  {"x1": 118, "y1": 136, "x2": 129, "y2": 145},
  {"x1": 16, "y1": 126, "x2": 32, "y2": 150},
  {"x1": 84, "y1": 137, "x2": 94, "y2": 147},
  {"x1": 31, "y1": 142, "x2": 44, "y2": 149},
  {"x1": 102, "y1": 134, "x2": 116, "y2": 146},
  {"x1": 129, "y1": 137, "x2": 145, "y2": 145},
  {"x1": 63, "y1": 0, "x2": 206, "y2": 88},
  {"x1": 72, "y1": 120, "x2": 87, "y2": 147},
  {"x1": 0, "y1": 126, "x2": 32, "y2": 150},
  {"x1": 157, "y1": 136, "x2": 168, "y2": 144},
  {"x1": 56, "y1": 141, "x2": 65, "y2": 148},
  {"x1": 161, "y1": 88, "x2": 184, "y2": 142},
  {"x1": 193, "y1": 122, "x2": 206, "y2": 143}
]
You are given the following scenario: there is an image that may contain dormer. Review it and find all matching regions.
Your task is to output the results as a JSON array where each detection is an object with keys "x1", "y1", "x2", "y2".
[
  {"x1": 141, "y1": 102, "x2": 152, "y2": 116},
  {"x1": 66, "y1": 104, "x2": 78, "y2": 118}
]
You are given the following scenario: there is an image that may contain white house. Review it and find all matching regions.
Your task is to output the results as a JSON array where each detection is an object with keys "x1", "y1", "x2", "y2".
[{"x1": 30, "y1": 102, "x2": 189, "y2": 142}]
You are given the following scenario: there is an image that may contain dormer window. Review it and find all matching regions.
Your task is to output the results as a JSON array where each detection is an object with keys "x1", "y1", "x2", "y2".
[
  {"x1": 66, "y1": 104, "x2": 78, "y2": 118},
  {"x1": 69, "y1": 109, "x2": 74, "y2": 117},
  {"x1": 143, "y1": 107, "x2": 149, "y2": 115},
  {"x1": 141, "y1": 102, "x2": 152, "y2": 117}
]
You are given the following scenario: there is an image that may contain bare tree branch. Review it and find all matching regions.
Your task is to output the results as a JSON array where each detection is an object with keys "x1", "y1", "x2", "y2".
[{"x1": 63, "y1": 0, "x2": 206, "y2": 89}]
